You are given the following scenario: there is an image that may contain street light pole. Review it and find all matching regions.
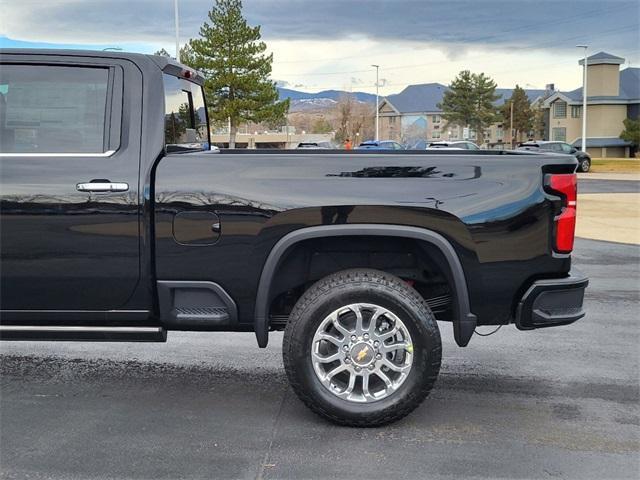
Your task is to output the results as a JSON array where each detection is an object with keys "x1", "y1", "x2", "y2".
[
  {"x1": 510, "y1": 100, "x2": 514, "y2": 148},
  {"x1": 577, "y1": 45, "x2": 588, "y2": 153},
  {"x1": 372, "y1": 64, "x2": 379, "y2": 141},
  {"x1": 174, "y1": 0, "x2": 180, "y2": 62}
]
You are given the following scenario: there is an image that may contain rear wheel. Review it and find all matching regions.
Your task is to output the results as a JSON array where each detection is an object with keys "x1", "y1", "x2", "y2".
[
  {"x1": 579, "y1": 158, "x2": 591, "y2": 172},
  {"x1": 282, "y1": 269, "x2": 441, "y2": 427}
]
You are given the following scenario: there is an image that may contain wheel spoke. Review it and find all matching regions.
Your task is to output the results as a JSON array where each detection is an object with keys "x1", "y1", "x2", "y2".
[
  {"x1": 312, "y1": 350, "x2": 342, "y2": 363},
  {"x1": 362, "y1": 371, "x2": 375, "y2": 400},
  {"x1": 375, "y1": 370, "x2": 393, "y2": 389},
  {"x1": 377, "y1": 326, "x2": 398, "y2": 342},
  {"x1": 380, "y1": 341, "x2": 410, "y2": 354},
  {"x1": 382, "y1": 358, "x2": 411, "y2": 373},
  {"x1": 317, "y1": 332, "x2": 342, "y2": 347},
  {"x1": 343, "y1": 371, "x2": 356, "y2": 396},
  {"x1": 332, "y1": 317, "x2": 351, "y2": 338},
  {"x1": 351, "y1": 305, "x2": 364, "y2": 335},
  {"x1": 368, "y1": 307, "x2": 385, "y2": 335},
  {"x1": 324, "y1": 364, "x2": 348, "y2": 381}
]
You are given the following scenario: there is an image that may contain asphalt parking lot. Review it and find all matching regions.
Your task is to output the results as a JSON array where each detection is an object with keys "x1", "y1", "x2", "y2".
[
  {"x1": 578, "y1": 178, "x2": 639, "y2": 194},
  {"x1": 1, "y1": 181, "x2": 639, "y2": 480}
]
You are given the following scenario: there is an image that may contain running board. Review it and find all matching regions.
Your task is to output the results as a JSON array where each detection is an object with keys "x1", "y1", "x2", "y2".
[{"x1": 0, "y1": 325, "x2": 167, "y2": 342}]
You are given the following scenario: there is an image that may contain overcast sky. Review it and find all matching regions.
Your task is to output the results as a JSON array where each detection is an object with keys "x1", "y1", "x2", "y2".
[{"x1": 1, "y1": 0, "x2": 639, "y2": 95}]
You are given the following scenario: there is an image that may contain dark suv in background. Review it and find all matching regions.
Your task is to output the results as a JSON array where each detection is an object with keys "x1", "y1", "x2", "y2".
[{"x1": 517, "y1": 141, "x2": 591, "y2": 172}]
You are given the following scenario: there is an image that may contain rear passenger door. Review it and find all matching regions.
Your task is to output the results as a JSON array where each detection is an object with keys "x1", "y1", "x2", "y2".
[{"x1": 0, "y1": 56, "x2": 142, "y2": 313}]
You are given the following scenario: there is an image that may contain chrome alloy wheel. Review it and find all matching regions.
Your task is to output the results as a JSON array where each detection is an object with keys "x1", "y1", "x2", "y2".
[{"x1": 311, "y1": 303, "x2": 414, "y2": 403}]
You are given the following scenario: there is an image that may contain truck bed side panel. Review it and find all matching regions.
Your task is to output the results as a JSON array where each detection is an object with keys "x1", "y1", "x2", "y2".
[{"x1": 153, "y1": 152, "x2": 573, "y2": 325}]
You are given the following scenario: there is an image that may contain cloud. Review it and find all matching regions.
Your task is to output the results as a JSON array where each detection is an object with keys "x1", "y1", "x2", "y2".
[
  {"x1": 1, "y1": 0, "x2": 637, "y2": 95},
  {"x1": 1, "y1": 0, "x2": 637, "y2": 54}
]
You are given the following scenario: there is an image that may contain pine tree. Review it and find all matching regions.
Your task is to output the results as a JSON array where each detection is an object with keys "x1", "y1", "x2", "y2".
[
  {"x1": 438, "y1": 70, "x2": 475, "y2": 130},
  {"x1": 438, "y1": 71, "x2": 500, "y2": 144},
  {"x1": 473, "y1": 73, "x2": 500, "y2": 144},
  {"x1": 179, "y1": 42, "x2": 197, "y2": 67},
  {"x1": 188, "y1": 0, "x2": 289, "y2": 148},
  {"x1": 501, "y1": 85, "x2": 533, "y2": 146},
  {"x1": 154, "y1": 48, "x2": 171, "y2": 57}
]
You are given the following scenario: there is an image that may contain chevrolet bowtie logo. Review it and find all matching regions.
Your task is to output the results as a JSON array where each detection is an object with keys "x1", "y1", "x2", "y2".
[{"x1": 356, "y1": 346, "x2": 369, "y2": 362}]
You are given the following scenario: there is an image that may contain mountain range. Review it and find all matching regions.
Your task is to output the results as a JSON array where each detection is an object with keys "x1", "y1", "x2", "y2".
[{"x1": 278, "y1": 87, "x2": 376, "y2": 112}]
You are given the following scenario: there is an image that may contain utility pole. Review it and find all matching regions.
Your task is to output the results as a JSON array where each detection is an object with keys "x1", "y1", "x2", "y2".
[
  {"x1": 577, "y1": 45, "x2": 588, "y2": 153},
  {"x1": 372, "y1": 64, "x2": 379, "y2": 141},
  {"x1": 510, "y1": 100, "x2": 514, "y2": 148},
  {"x1": 174, "y1": 0, "x2": 180, "y2": 62}
]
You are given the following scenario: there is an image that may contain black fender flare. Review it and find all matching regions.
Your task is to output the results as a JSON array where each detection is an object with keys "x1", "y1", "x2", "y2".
[{"x1": 254, "y1": 224, "x2": 477, "y2": 348}]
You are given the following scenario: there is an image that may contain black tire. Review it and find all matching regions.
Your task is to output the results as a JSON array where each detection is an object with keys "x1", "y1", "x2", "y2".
[
  {"x1": 579, "y1": 158, "x2": 591, "y2": 172},
  {"x1": 283, "y1": 268, "x2": 442, "y2": 427}
]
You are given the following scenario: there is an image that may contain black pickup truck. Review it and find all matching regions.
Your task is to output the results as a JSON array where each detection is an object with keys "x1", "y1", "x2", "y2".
[{"x1": 0, "y1": 50, "x2": 588, "y2": 426}]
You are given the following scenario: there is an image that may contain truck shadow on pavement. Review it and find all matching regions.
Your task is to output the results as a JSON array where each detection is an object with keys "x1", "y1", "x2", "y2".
[{"x1": 2, "y1": 354, "x2": 638, "y2": 409}]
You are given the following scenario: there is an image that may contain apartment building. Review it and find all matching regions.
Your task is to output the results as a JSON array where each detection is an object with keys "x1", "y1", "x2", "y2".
[{"x1": 378, "y1": 83, "x2": 546, "y2": 146}]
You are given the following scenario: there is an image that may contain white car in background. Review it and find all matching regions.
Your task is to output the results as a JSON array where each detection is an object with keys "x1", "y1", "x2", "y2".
[{"x1": 426, "y1": 141, "x2": 480, "y2": 150}]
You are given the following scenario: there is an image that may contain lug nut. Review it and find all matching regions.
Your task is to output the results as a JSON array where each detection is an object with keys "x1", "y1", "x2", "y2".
[
  {"x1": 373, "y1": 341, "x2": 380, "y2": 347},
  {"x1": 368, "y1": 365, "x2": 375, "y2": 371},
  {"x1": 354, "y1": 366, "x2": 361, "y2": 372},
  {"x1": 345, "y1": 357, "x2": 351, "y2": 363},
  {"x1": 363, "y1": 333, "x2": 369, "y2": 340},
  {"x1": 376, "y1": 353, "x2": 382, "y2": 360},
  {"x1": 343, "y1": 345, "x2": 349, "y2": 352},
  {"x1": 351, "y1": 335, "x2": 357, "y2": 341}
]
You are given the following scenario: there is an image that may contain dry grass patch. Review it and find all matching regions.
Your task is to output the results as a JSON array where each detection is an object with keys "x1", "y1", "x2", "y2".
[{"x1": 590, "y1": 159, "x2": 640, "y2": 173}]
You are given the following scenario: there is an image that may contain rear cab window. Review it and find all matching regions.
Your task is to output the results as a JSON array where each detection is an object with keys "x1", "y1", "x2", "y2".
[
  {"x1": 0, "y1": 65, "x2": 112, "y2": 154},
  {"x1": 163, "y1": 74, "x2": 209, "y2": 153}
]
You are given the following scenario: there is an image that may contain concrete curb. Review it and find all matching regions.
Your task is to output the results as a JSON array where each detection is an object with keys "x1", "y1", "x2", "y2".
[{"x1": 579, "y1": 173, "x2": 640, "y2": 181}]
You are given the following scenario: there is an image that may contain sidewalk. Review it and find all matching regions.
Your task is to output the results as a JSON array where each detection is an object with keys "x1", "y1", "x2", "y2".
[{"x1": 576, "y1": 192, "x2": 640, "y2": 245}]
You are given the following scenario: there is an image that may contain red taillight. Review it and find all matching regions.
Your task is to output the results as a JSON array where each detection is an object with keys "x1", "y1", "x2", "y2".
[{"x1": 549, "y1": 173, "x2": 577, "y2": 253}]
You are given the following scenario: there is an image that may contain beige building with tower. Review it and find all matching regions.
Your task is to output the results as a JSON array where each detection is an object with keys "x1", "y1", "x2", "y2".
[{"x1": 542, "y1": 52, "x2": 638, "y2": 158}]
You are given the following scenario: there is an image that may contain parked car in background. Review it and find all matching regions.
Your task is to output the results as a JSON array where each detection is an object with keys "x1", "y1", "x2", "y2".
[
  {"x1": 357, "y1": 140, "x2": 404, "y2": 150},
  {"x1": 485, "y1": 142, "x2": 509, "y2": 151},
  {"x1": 296, "y1": 142, "x2": 332, "y2": 149},
  {"x1": 407, "y1": 139, "x2": 427, "y2": 150},
  {"x1": 426, "y1": 141, "x2": 480, "y2": 150},
  {"x1": 517, "y1": 141, "x2": 591, "y2": 172}
]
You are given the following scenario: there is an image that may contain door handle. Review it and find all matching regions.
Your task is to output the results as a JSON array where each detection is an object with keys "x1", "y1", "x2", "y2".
[{"x1": 76, "y1": 181, "x2": 129, "y2": 193}]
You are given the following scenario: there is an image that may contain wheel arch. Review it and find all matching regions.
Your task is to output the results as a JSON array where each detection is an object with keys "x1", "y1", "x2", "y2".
[{"x1": 254, "y1": 224, "x2": 477, "y2": 348}]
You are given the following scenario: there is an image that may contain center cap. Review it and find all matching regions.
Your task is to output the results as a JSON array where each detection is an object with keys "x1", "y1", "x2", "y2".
[{"x1": 350, "y1": 342, "x2": 374, "y2": 366}]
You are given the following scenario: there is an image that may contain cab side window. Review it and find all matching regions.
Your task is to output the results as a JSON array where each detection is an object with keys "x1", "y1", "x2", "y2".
[
  {"x1": 163, "y1": 74, "x2": 208, "y2": 152},
  {"x1": 0, "y1": 65, "x2": 109, "y2": 154}
]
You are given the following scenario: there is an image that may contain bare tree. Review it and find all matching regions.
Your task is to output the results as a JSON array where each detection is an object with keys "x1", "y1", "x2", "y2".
[{"x1": 335, "y1": 94, "x2": 356, "y2": 143}]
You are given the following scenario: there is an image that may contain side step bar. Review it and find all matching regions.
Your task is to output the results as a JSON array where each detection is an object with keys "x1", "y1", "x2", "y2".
[
  {"x1": 157, "y1": 281, "x2": 238, "y2": 329},
  {"x1": 0, "y1": 325, "x2": 167, "y2": 342}
]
